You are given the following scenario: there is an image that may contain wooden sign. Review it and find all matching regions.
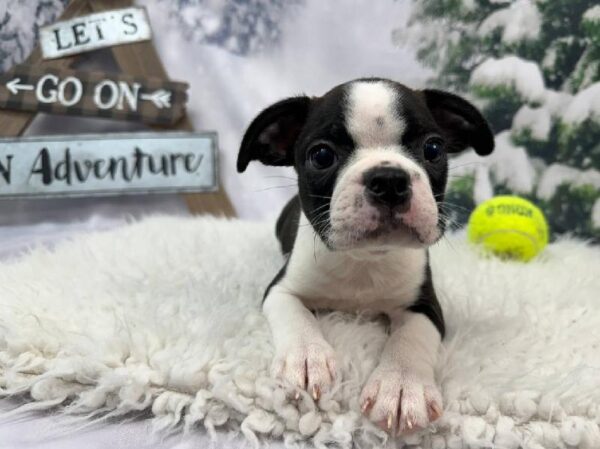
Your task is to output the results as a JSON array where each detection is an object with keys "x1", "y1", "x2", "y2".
[
  {"x1": 40, "y1": 7, "x2": 152, "y2": 59},
  {"x1": 0, "y1": 0, "x2": 235, "y2": 217},
  {"x1": 0, "y1": 132, "x2": 217, "y2": 198},
  {"x1": 0, "y1": 65, "x2": 188, "y2": 125}
]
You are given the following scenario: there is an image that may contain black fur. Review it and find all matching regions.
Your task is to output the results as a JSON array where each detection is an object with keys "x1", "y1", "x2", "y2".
[
  {"x1": 276, "y1": 195, "x2": 301, "y2": 255},
  {"x1": 263, "y1": 260, "x2": 289, "y2": 302},
  {"x1": 408, "y1": 261, "x2": 445, "y2": 337},
  {"x1": 237, "y1": 96, "x2": 311, "y2": 172},
  {"x1": 422, "y1": 89, "x2": 495, "y2": 156}
]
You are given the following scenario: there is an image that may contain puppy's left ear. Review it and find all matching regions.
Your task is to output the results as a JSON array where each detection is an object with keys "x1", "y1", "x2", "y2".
[{"x1": 422, "y1": 89, "x2": 495, "y2": 156}]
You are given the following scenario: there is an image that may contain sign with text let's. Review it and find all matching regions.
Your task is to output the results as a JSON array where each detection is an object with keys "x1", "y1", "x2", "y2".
[
  {"x1": 0, "y1": 132, "x2": 217, "y2": 198},
  {"x1": 40, "y1": 7, "x2": 152, "y2": 59},
  {"x1": 0, "y1": 65, "x2": 188, "y2": 125}
]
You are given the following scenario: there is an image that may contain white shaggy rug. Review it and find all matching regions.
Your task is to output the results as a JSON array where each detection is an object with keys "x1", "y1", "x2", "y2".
[{"x1": 1, "y1": 216, "x2": 599, "y2": 449}]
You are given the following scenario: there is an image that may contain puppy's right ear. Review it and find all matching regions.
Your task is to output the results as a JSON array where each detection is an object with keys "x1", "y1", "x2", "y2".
[{"x1": 237, "y1": 96, "x2": 311, "y2": 172}]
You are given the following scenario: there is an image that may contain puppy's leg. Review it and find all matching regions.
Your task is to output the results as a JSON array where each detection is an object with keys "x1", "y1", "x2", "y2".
[
  {"x1": 264, "y1": 285, "x2": 338, "y2": 400},
  {"x1": 360, "y1": 311, "x2": 442, "y2": 435}
]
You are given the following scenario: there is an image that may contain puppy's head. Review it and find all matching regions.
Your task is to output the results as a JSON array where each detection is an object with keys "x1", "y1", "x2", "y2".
[{"x1": 238, "y1": 78, "x2": 494, "y2": 250}]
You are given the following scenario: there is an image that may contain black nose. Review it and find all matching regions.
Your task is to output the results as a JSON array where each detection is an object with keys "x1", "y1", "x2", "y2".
[{"x1": 363, "y1": 167, "x2": 412, "y2": 209}]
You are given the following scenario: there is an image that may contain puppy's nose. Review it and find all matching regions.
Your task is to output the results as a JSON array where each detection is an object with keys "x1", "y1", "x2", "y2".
[{"x1": 363, "y1": 167, "x2": 412, "y2": 209}]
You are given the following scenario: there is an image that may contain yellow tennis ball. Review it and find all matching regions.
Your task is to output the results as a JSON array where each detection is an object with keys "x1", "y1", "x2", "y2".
[{"x1": 467, "y1": 196, "x2": 549, "y2": 262}]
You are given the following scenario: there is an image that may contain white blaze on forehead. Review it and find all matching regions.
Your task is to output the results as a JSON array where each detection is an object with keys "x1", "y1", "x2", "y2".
[{"x1": 346, "y1": 81, "x2": 405, "y2": 148}]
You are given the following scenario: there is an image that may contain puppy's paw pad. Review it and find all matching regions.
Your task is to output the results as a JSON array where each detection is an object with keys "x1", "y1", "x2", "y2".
[
  {"x1": 272, "y1": 341, "x2": 338, "y2": 399},
  {"x1": 360, "y1": 368, "x2": 442, "y2": 435}
]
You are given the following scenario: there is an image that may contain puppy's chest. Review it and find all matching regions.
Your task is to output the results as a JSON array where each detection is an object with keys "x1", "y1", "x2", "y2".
[{"x1": 285, "y1": 248, "x2": 427, "y2": 314}]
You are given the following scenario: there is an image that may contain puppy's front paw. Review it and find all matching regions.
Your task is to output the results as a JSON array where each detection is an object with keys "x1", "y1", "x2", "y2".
[
  {"x1": 360, "y1": 367, "x2": 442, "y2": 435},
  {"x1": 272, "y1": 340, "x2": 338, "y2": 400}
]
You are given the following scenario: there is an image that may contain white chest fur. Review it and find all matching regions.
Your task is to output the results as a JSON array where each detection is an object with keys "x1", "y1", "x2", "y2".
[{"x1": 278, "y1": 213, "x2": 427, "y2": 315}]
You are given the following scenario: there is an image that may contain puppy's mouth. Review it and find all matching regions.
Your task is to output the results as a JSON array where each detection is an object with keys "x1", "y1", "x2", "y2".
[
  {"x1": 327, "y1": 206, "x2": 430, "y2": 250},
  {"x1": 362, "y1": 214, "x2": 424, "y2": 243}
]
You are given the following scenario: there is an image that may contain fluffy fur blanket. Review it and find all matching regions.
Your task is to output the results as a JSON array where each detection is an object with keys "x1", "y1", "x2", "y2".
[{"x1": 0, "y1": 216, "x2": 599, "y2": 448}]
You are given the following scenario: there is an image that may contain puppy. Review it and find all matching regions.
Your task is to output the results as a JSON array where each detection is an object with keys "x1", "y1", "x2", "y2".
[{"x1": 237, "y1": 78, "x2": 494, "y2": 435}]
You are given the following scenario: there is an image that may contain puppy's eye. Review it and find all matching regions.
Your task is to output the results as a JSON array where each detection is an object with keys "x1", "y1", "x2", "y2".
[
  {"x1": 423, "y1": 138, "x2": 444, "y2": 162},
  {"x1": 308, "y1": 145, "x2": 337, "y2": 169}
]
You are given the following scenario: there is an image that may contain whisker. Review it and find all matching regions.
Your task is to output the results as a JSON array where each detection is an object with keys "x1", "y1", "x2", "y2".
[
  {"x1": 439, "y1": 201, "x2": 473, "y2": 213},
  {"x1": 306, "y1": 212, "x2": 328, "y2": 222},
  {"x1": 441, "y1": 234, "x2": 460, "y2": 255},
  {"x1": 433, "y1": 194, "x2": 475, "y2": 210},
  {"x1": 309, "y1": 205, "x2": 331, "y2": 218},
  {"x1": 447, "y1": 174, "x2": 472, "y2": 179},
  {"x1": 441, "y1": 218, "x2": 461, "y2": 232},
  {"x1": 448, "y1": 161, "x2": 483, "y2": 171},
  {"x1": 264, "y1": 175, "x2": 297, "y2": 181},
  {"x1": 312, "y1": 203, "x2": 330, "y2": 212},
  {"x1": 253, "y1": 185, "x2": 297, "y2": 192},
  {"x1": 308, "y1": 194, "x2": 332, "y2": 200},
  {"x1": 299, "y1": 206, "x2": 331, "y2": 229},
  {"x1": 301, "y1": 214, "x2": 330, "y2": 229}
]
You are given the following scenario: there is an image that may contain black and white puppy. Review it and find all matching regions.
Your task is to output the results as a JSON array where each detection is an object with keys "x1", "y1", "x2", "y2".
[{"x1": 237, "y1": 78, "x2": 494, "y2": 435}]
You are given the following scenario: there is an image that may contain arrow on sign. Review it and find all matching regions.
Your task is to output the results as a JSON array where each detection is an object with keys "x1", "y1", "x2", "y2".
[
  {"x1": 6, "y1": 78, "x2": 34, "y2": 95},
  {"x1": 140, "y1": 89, "x2": 172, "y2": 109},
  {"x1": 0, "y1": 65, "x2": 188, "y2": 125}
]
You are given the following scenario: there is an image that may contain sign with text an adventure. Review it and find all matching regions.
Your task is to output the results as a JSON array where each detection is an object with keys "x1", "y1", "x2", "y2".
[
  {"x1": 0, "y1": 66, "x2": 188, "y2": 125},
  {"x1": 0, "y1": 133, "x2": 217, "y2": 198},
  {"x1": 40, "y1": 7, "x2": 152, "y2": 59}
]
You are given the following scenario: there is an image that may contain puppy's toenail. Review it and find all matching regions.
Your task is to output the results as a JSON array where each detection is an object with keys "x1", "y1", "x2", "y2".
[
  {"x1": 361, "y1": 398, "x2": 372, "y2": 413},
  {"x1": 312, "y1": 385, "x2": 320, "y2": 400}
]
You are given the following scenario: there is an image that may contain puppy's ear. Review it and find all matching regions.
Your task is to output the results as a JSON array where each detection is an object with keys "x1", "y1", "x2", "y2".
[
  {"x1": 237, "y1": 96, "x2": 311, "y2": 172},
  {"x1": 422, "y1": 89, "x2": 495, "y2": 156}
]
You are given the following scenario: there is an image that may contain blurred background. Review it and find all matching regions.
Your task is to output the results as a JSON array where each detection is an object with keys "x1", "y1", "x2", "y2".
[{"x1": 0, "y1": 0, "x2": 599, "y2": 261}]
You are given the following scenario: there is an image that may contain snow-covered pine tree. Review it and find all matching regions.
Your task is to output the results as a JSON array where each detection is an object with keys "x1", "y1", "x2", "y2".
[
  {"x1": 0, "y1": 0, "x2": 68, "y2": 73},
  {"x1": 399, "y1": 0, "x2": 600, "y2": 241}
]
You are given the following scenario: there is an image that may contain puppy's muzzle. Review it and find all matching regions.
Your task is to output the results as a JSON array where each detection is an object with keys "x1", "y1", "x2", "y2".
[{"x1": 363, "y1": 166, "x2": 412, "y2": 212}]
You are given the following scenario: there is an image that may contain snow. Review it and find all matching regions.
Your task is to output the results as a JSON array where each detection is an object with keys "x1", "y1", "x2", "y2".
[
  {"x1": 541, "y1": 37, "x2": 574, "y2": 72},
  {"x1": 543, "y1": 89, "x2": 573, "y2": 117},
  {"x1": 478, "y1": 0, "x2": 541, "y2": 43},
  {"x1": 392, "y1": 2, "x2": 478, "y2": 70},
  {"x1": 537, "y1": 164, "x2": 600, "y2": 200},
  {"x1": 473, "y1": 164, "x2": 494, "y2": 204},
  {"x1": 513, "y1": 105, "x2": 551, "y2": 141},
  {"x1": 593, "y1": 198, "x2": 600, "y2": 228},
  {"x1": 450, "y1": 131, "x2": 537, "y2": 203},
  {"x1": 461, "y1": 0, "x2": 477, "y2": 11},
  {"x1": 392, "y1": 19, "x2": 468, "y2": 70},
  {"x1": 180, "y1": 6, "x2": 222, "y2": 36},
  {"x1": 0, "y1": 0, "x2": 67, "y2": 72},
  {"x1": 583, "y1": 5, "x2": 600, "y2": 23},
  {"x1": 561, "y1": 82, "x2": 600, "y2": 126},
  {"x1": 154, "y1": 0, "x2": 296, "y2": 56},
  {"x1": 542, "y1": 47, "x2": 557, "y2": 71},
  {"x1": 470, "y1": 56, "x2": 546, "y2": 103},
  {"x1": 481, "y1": 131, "x2": 537, "y2": 195}
]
